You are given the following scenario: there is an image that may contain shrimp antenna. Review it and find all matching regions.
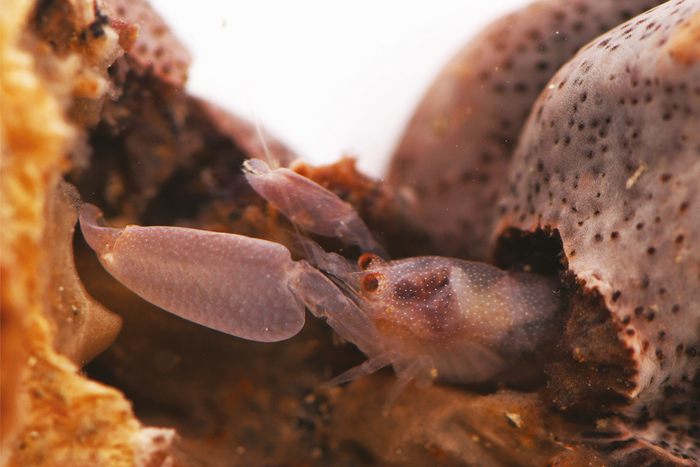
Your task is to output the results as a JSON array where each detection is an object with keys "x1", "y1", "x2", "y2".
[
  {"x1": 248, "y1": 102, "x2": 279, "y2": 170},
  {"x1": 246, "y1": 103, "x2": 317, "y2": 261}
]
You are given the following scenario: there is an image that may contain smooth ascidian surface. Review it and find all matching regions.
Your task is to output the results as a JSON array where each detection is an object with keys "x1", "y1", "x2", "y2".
[{"x1": 47, "y1": 183, "x2": 123, "y2": 367}]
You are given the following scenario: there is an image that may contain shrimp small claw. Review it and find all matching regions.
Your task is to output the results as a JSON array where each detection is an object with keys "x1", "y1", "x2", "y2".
[{"x1": 243, "y1": 159, "x2": 386, "y2": 257}]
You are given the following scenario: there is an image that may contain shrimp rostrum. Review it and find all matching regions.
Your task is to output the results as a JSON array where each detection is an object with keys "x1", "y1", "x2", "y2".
[{"x1": 79, "y1": 159, "x2": 564, "y2": 406}]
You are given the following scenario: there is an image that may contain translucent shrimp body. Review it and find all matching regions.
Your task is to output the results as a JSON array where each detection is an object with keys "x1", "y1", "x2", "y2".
[
  {"x1": 79, "y1": 160, "x2": 563, "y2": 404},
  {"x1": 304, "y1": 248, "x2": 562, "y2": 387}
]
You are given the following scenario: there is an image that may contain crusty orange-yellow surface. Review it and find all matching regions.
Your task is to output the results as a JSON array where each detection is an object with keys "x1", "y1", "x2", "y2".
[{"x1": 1, "y1": 0, "x2": 144, "y2": 465}]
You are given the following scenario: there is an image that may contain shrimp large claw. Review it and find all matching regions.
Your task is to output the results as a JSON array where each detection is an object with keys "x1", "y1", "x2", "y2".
[{"x1": 80, "y1": 203, "x2": 307, "y2": 342}]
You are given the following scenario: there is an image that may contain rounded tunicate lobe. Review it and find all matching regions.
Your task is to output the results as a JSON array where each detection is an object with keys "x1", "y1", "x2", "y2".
[
  {"x1": 390, "y1": 0, "x2": 666, "y2": 261},
  {"x1": 494, "y1": 0, "x2": 700, "y2": 459}
]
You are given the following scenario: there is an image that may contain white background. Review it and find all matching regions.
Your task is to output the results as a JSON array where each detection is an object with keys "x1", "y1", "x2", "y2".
[{"x1": 147, "y1": 1, "x2": 530, "y2": 176}]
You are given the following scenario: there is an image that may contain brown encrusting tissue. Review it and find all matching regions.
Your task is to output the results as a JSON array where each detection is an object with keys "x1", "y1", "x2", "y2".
[{"x1": 2, "y1": 0, "x2": 699, "y2": 466}]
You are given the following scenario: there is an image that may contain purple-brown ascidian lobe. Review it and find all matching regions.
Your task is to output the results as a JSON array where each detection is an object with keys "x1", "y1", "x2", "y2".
[
  {"x1": 494, "y1": 0, "x2": 700, "y2": 459},
  {"x1": 104, "y1": 0, "x2": 191, "y2": 87},
  {"x1": 390, "y1": 0, "x2": 666, "y2": 261}
]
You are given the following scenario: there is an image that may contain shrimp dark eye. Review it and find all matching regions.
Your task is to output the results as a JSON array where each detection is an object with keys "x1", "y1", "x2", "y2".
[
  {"x1": 362, "y1": 273, "x2": 381, "y2": 292},
  {"x1": 358, "y1": 253, "x2": 384, "y2": 270},
  {"x1": 358, "y1": 253, "x2": 375, "y2": 270}
]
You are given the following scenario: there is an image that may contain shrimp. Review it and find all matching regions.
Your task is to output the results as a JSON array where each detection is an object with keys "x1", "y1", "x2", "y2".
[{"x1": 79, "y1": 160, "x2": 563, "y2": 409}]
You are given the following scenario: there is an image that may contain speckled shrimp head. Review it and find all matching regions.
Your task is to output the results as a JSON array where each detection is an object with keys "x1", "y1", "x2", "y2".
[
  {"x1": 80, "y1": 160, "x2": 563, "y2": 402},
  {"x1": 309, "y1": 250, "x2": 563, "y2": 390}
]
